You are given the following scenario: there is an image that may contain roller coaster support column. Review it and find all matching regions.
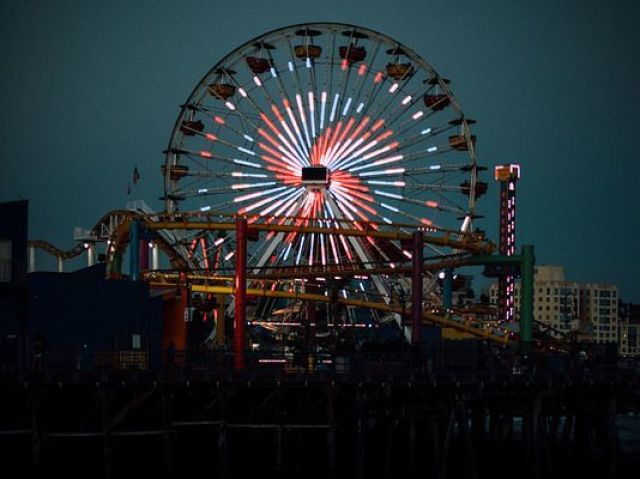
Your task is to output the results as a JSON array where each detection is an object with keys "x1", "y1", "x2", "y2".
[
  {"x1": 520, "y1": 245, "x2": 535, "y2": 351},
  {"x1": 471, "y1": 244, "x2": 535, "y2": 351},
  {"x1": 151, "y1": 242, "x2": 160, "y2": 271},
  {"x1": 129, "y1": 219, "x2": 140, "y2": 281},
  {"x1": 411, "y1": 230, "x2": 423, "y2": 346},
  {"x1": 442, "y1": 268, "x2": 453, "y2": 310},
  {"x1": 234, "y1": 218, "x2": 247, "y2": 370}
]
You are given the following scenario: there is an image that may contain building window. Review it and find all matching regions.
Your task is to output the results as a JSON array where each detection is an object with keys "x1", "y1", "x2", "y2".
[{"x1": 0, "y1": 239, "x2": 11, "y2": 282}]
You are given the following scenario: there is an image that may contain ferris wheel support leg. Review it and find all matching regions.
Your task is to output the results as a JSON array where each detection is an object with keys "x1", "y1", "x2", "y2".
[
  {"x1": 234, "y1": 218, "x2": 247, "y2": 370},
  {"x1": 411, "y1": 230, "x2": 424, "y2": 346}
]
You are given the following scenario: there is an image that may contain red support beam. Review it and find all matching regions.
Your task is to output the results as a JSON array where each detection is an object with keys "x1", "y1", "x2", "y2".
[
  {"x1": 411, "y1": 230, "x2": 423, "y2": 345},
  {"x1": 234, "y1": 217, "x2": 247, "y2": 370}
]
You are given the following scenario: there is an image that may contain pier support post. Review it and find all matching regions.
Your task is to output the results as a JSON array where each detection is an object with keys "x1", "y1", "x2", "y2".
[
  {"x1": 129, "y1": 219, "x2": 140, "y2": 281},
  {"x1": 442, "y1": 267, "x2": 453, "y2": 310},
  {"x1": 234, "y1": 217, "x2": 247, "y2": 370}
]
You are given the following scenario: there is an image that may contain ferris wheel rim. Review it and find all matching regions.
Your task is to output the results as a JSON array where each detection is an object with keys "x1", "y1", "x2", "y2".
[{"x1": 163, "y1": 22, "x2": 477, "y2": 215}]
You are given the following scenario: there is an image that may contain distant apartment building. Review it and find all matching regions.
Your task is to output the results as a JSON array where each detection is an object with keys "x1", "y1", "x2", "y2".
[
  {"x1": 490, "y1": 266, "x2": 580, "y2": 338},
  {"x1": 489, "y1": 266, "x2": 619, "y2": 344},
  {"x1": 579, "y1": 283, "x2": 618, "y2": 343},
  {"x1": 619, "y1": 301, "x2": 640, "y2": 357}
]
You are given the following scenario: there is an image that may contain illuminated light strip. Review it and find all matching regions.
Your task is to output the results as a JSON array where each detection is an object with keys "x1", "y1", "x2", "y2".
[
  {"x1": 214, "y1": 237, "x2": 226, "y2": 246},
  {"x1": 427, "y1": 146, "x2": 438, "y2": 153},
  {"x1": 260, "y1": 188, "x2": 304, "y2": 216},
  {"x1": 329, "y1": 93, "x2": 339, "y2": 123},
  {"x1": 270, "y1": 67, "x2": 277, "y2": 78},
  {"x1": 321, "y1": 120, "x2": 343, "y2": 166},
  {"x1": 258, "y1": 129, "x2": 304, "y2": 170},
  {"x1": 356, "y1": 102, "x2": 365, "y2": 113},
  {"x1": 225, "y1": 101, "x2": 236, "y2": 110},
  {"x1": 331, "y1": 187, "x2": 376, "y2": 218},
  {"x1": 426, "y1": 200, "x2": 439, "y2": 208},
  {"x1": 260, "y1": 113, "x2": 305, "y2": 165},
  {"x1": 243, "y1": 134, "x2": 254, "y2": 142},
  {"x1": 231, "y1": 171, "x2": 269, "y2": 178},
  {"x1": 199, "y1": 151, "x2": 213, "y2": 158},
  {"x1": 342, "y1": 97, "x2": 353, "y2": 116},
  {"x1": 295, "y1": 235, "x2": 305, "y2": 265},
  {"x1": 326, "y1": 116, "x2": 371, "y2": 167},
  {"x1": 332, "y1": 139, "x2": 379, "y2": 170},
  {"x1": 233, "y1": 159, "x2": 262, "y2": 168},
  {"x1": 401, "y1": 95, "x2": 412, "y2": 105},
  {"x1": 200, "y1": 206, "x2": 211, "y2": 212},
  {"x1": 308, "y1": 91, "x2": 316, "y2": 138},
  {"x1": 240, "y1": 187, "x2": 296, "y2": 213},
  {"x1": 205, "y1": 133, "x2": 217, "y2": 141},
  {"x1": 200, "y1": 238, "x2": 210, "y2": 270},
  {"x1": 430, "y1": 164, "x2": 441, "y2": 170},
  {"x1": 237, "y1": 146, "x2": 256, "y2": 156},
  {"x1": 214, "y1": 116, "x2": 225, "y2": 125},
  {"x1": 295, "y1": 93, "x2": 312, "y2": 149},
  {"x1": 288, "y1": 61, "x2": 294, "y2": 72},
  {"x1": 309, "y1": 233, "x2": 315, "y2": 265},
  {"x1": 224, "y1": 251, "x2": 235, "y2": 261},
  {"x1": 282, "y1": 241, "x2": 293, "y2": 262},
  {"x1": 358, "y1": 168, "x2": 405, "y2": 177},
  {"x1": 421, "y1": 218, "x2": 433, "y2": 226},
  {"x1": 421, "y1": 127, "x2": 432, "y2": 135},
  {"x1": 278, "y1": 119, "x2": 308, "y2": 164},
  {"x1": 320, "y1": 91, "x2": 327, "y2": 130},
  {"x1": 380, "y1": 202, "x2": 399, "y2": 213},
  {"x1": 258, "y1": 141, "x2": 302, "y2": 171},
  {"x1": 283, "y1": 99, "x2": 307, "y2": 159},
  {"x1": 238, "y1": 88, "x2": 247, "y2": 98},
  {"x1": 328, "y1": 232, "x2": 339, "y2": 264},
  {"x1": 231, "y1": 181, "x2": 277, "y2": 190},
  {"x1": 358, "y1": 63, "x2": 367, "y2": 76},
  {"x1": 340, "y1": 141, "x2": 398, "y2": 170},
  {"x1": 382, "y1": 217, "x2": 393, "y2": 224},
  {"x1": 234, "y1": 186, "x2": 287, "y2": 203},
  {"x1": 348, "y1": 154, "x2": 403, "y2": 172},
  {"x1": 306, "y1": 57, "x2": 312, "y2": 68},
  {"x1": 366, "y1": 180, "x2": 406, "y2": 186},
  {"x1": 198, "y1": 188, "x2": 208, "y2": 193},
  {"x1": 388, "y1": 82, "x2": 399, "y2": 93},
  {"x1": 374, "y1": 190, "x2": 404, "y2": 200},
  {"x1": 253, "y1": 76, "x2": 262, "y2": 87},
  {"x1": 412, "y1": 111, "x2": 424, "y2": 120},
  {"x1": 325, "y1": 118, "x2": 356, "y2": 166}
]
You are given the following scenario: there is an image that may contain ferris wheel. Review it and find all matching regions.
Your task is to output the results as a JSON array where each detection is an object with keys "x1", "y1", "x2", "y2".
[{"x1": 161, "y1": 23, "x2": 484, "y2": 330}]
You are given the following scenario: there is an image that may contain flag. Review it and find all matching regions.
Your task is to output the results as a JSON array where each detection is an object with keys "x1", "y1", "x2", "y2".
[{"x1": 133, "y1": 166, "x2": 141, "y2": 185}]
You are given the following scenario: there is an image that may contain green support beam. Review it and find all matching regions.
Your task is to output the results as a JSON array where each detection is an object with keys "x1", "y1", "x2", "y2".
[{"x1": 470, "y1": 245, "x2": 535, "y2": 351}]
